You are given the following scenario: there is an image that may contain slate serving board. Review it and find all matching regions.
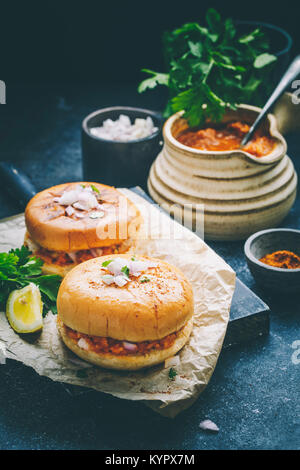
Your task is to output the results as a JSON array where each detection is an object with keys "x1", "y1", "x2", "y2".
[
  {"x1": 0, "y1": 173, "x2": 270, "y2": 348},
  {"x1": 131, "y1": 186, "x2": 270, "y2": 348}
]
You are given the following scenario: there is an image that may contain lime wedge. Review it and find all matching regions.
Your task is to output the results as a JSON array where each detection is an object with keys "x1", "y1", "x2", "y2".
[{"x1": 6, "y1": 283, "x2": 43, "y2": 333}]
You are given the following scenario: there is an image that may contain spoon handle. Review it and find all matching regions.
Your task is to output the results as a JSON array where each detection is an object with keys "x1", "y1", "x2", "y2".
[{"x1": 241, "y1": 55, "x2": 300, "y2": 146}]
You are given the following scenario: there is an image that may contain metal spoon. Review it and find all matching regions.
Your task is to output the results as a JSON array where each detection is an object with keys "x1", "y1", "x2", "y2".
[{"x1": 241, "y1": 55, "x2": 300, "y2": 147}]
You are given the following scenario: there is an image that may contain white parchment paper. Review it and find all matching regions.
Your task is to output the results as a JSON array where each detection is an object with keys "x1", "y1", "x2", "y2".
[{"x1": 0, "y1": 189, "x2": 235, "y2": 417}]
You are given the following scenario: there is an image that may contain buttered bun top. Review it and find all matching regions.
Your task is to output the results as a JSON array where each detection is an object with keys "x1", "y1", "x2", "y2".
[
  {"x1": 57, "y1": 254, "x2": 194, "y2": 342},
  {"x1": 25, "y1": 182, "x2": 140, "y2": 252}
]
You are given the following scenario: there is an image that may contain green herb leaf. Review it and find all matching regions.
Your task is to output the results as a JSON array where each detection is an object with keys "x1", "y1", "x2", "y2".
[
  {"x1": 140, "y1": 276, "x2": 150, "y2": 283},
  {"x1": 138, "y1": 69, "x2": 169, "y2": 93},
  {"x1": 138, "y1": 8, "x2": 277, "y2": 126},
  {"x1": 90, "y1": 184, "x2": 100, "y2": 194},
  {"x1": 0, "y1": 246, "x2": 62, "y2": 315},
  {"x1": 102, "y1": 260, "x2": 113, "y2": 267},
  {"x1": 19, "y1": 257, "x2": 44, "y2": 276},
  {"x1": 121, "y1": 266, "x2": 130, "y2": 278},
  {"x1": 10, "y1": 245, "x2": 32, "y2": 266},
  {"x1": 33, "y1": 275, "x2": 61, "y2": 315},
  {"x1": 254, "y1": 53, "x2": 277, "y2": 69},
  {"x1": 205, "y1": 8, "x2": 222, "y2": 35},
  {"x1": 239, "y1": 28, "x2": 261, "y2": 44},
  {"x1": 188, "y1": 41, "x2": 202, "y2": 58},
  {"x1": 169, "y1": 368, "x2": 177, "y2": 380}
]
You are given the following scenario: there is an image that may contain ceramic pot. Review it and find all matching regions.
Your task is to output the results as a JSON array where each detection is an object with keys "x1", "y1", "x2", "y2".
[
  {"x1": 147, "y1": 105, "x2": 297, "y2": 241},
  {"x1": 244, "y1": 228, "x2": 300, "y2": 293},
  {"x1": 82, "y1": 106, "x2": 162, "y2": 191}
]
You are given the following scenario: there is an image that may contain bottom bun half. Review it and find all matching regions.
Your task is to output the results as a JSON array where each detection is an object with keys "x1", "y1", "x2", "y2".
[
  {"x1": 58, "y1": 318, "x2": 193, "y2": 371},
  {"x1": 40, "y1": 263, "x2": 73, "y2": 277}
]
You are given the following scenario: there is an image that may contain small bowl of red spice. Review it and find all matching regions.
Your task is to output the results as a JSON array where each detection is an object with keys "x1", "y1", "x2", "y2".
[{"x1": 244, "y1": 228, "x2": 300, "y2": 293}]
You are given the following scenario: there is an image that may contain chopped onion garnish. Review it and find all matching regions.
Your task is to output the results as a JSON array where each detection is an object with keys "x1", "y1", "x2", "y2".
[
  {"x1": 128, "y1": 260, "x2": 151, "y2": 277},
  {"x1": 89, "y1": 211, "x2": 105, "y2": 219},
  {"x1": 114, "y1": 275, "x2": 129, "y2": 287},
  {"x1": 67, "y1": 252, "x2": 77, "y2": 263},
  {"x1": 199, "y1": 420, "x2": 219, "y2": 433},
  {"x1": 123, "y1": 341, "x2": 138, "y2": 352},
  {"x1": 90, "y1": 248, "x2": 99, "y2": 258},
  {"x1": 89, "y1": 115, "x2": 158, "y2": 142},
  {"x1": 105, "y1": 258, "x2": 129, "y2": 276},
  {"x1": 102, "y1": 274, "x2": 115, "y2": 285},
  {"x1": 73, "y1": 202, "x2": 85, "y2": 211},
  {"x1": 77, "y1": 338, "x2": 89, "y2": 351},
  {"x1": 101, "y1": 257, "x2": 157, "y2": 287},
  {"x1": 56, "y1": 189, "x2": 79, "y2": 206},
  {"x1": 74, "y1": 212, "x2": 85, "y2": 218},
  {"x1": 65, "y1": 205, "x2": 75, "y2": 216},
  {"x1": 53, "y1": 185, "x2": 100, "y2": 212}
]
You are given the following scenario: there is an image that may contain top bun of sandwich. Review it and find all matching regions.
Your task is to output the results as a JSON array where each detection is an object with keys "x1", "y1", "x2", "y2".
[
  {"x1": 25, "y1": 182, "x2": 141, "y2": 252},
  {"x1": 57, "y1": 254, "x2": 194, "y2": 342}
]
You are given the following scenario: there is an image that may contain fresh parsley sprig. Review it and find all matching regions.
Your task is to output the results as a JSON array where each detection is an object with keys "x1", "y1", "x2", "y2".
[
  {"x1": 121, "y1": 265, "x2": 130, "y2": 278},
  {"x1": 169, "y1": 368, "x2": 177, "y2": 381},
  {"x1": 0, "y1": 246, "x2": 62, "y2": 315},
  {"x1": 138, "y1": 8, "x2": 277, "y2": 126}
]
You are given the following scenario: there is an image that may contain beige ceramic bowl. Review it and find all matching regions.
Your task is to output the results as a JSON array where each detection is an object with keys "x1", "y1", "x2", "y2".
[{"x1": 148, "y1": 105, "x2": 297, "y2": 241}]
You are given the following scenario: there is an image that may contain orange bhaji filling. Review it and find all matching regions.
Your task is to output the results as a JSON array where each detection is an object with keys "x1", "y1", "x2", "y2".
[
  {"x1": 65, "y1": 324, "x2": 180, "y2": 356},
  {"x1": 35, "y1": 244, "x2": 121, "y2": 266},
  {"x1": 176, "y1": 120, "x2": 276, "y2": 157}
]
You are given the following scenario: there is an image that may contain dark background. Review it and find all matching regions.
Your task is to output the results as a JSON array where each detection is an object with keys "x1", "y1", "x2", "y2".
[{"x1": 1, "y1": 0, "x2": 299, "y2": 88}]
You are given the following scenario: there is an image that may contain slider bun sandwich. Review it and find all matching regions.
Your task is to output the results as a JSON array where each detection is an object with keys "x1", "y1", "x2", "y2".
[
  {"x1": 24, "y1": 182, "x2": 141, "y2": 277},
  {"x1": 57, "y1": 254, "x2": 194, "y2": 370}
]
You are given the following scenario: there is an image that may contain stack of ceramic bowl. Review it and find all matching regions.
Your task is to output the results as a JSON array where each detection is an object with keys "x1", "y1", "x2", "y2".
[{"x1": 148, "y1": 105, "x2": 297, "y2": 241}]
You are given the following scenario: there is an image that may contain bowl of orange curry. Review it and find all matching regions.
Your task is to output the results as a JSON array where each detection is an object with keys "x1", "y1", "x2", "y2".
[
  {"x1": 176, "y1": 119, "x2": 277, "y2": 158},
  {"x1": 148, "y1": 104, "x2": 297, "y2": 241},
  {"x1": 245, "y1": 228, "x2": 300, "y2": 293}
]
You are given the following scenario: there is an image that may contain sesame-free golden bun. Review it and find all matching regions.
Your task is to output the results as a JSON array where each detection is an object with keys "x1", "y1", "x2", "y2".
[
  {"x1": 57, "y1": 254, "x2": 194, "y2": 341},
  {"x1": 24, "y1": 182, "x2": 141, "y2": 252},
  {"x1": 57, "y1": 317, "x2": 193, "y2": 370},
  {"x1": 57, "y1": 254, "x2": 194, "y2": 369}
]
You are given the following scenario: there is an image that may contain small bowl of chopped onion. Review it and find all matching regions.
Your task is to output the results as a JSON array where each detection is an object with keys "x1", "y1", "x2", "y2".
[{"x1": 82, "y1": 106, "x2": 162, "y2": 190}]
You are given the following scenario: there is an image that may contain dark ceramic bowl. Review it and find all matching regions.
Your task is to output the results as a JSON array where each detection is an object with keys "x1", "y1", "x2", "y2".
[
  {"x1": 82, "y1": 106, "x2": 162, "y2": 190},
  {"x1": 236, "y1": 21, "x2": 293, "y2": 82},
  {"x1": 244, "y1": 228, "x2": 300, "y2": 293}
]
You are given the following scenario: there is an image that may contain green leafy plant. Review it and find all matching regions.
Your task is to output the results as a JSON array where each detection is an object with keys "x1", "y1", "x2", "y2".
[
  {"x1": 138, "y1": 8, "x2": 277, "y2": 126},
  {"x1": 0, "y1": 245, "x2": 62, "y2": 315}
]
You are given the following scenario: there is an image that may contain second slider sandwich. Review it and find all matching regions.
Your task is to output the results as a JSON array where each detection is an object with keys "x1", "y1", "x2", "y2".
[
  {"x1": 57, "y1": 254, "x2": 194, "y2": 370},
  {"x1": 24, "y1": 182, "x2": 141, "y2": 276}
]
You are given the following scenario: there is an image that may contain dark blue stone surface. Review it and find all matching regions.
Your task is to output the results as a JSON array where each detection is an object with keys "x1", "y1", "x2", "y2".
[{"x1": 0, "y1": 85, "x2": 299, "y2": 450}]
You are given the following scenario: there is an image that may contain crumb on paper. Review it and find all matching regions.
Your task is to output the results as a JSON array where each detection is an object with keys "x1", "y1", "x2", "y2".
[{"x1": 199, "y1": 419, "x2": 219, "y2": 433}]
